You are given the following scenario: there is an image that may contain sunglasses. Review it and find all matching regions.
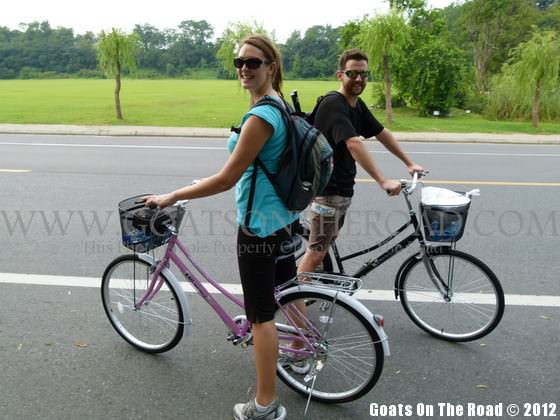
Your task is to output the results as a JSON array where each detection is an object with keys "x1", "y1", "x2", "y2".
[
  {"x1": 233, "y1": 57, "x2": 271, "y2": 69},
  {"x1": 343, "y1": 70, "x2": 371, "y2": 80}
]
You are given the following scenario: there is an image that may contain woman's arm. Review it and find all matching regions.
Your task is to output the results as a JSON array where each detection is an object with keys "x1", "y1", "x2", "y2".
[{"x1": 145, "y1": 115, "x2": 273, "y2": 208}]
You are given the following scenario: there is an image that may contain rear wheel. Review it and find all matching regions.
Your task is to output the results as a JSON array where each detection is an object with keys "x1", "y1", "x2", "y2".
[
  {"x1": 275, "y1": 289, "x2": 384, "y2": 403},
  {"x1": 399, "y1": 249, "x2": 504, "y2": 342},
  {"x1": 101, "y1": 254, "x2": 184, "y2": 353}
]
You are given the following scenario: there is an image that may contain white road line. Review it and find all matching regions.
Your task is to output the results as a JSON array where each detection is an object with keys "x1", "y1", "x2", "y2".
[
  {"x1": 0, "y1": 142, "x2": 228, "y2": 151},
  {"x1": 373, "y1": 150, "x2": 560, "y2": 158},
  {"x1": 1, "y1": 141, "x2": 559, "y2": 157},
  {"x1": 1, "y1": 273, "x2": 558, "y2": 307}
]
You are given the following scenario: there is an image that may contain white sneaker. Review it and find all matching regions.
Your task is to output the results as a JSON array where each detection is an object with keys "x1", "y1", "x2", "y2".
[
  {"x1": 233, "y1": 397, "x2": 287, "y2": 420},
  {"x1": 279, "y1": 350, "x2": 312, "y2": 375}
]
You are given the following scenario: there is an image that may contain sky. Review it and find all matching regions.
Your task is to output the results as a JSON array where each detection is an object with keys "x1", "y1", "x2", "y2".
[{"x1": 3, "y1": 0, "x2": 457, "y2": 42}]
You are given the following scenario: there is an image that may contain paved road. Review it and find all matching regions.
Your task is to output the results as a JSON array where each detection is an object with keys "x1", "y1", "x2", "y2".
[{"x1": 1, "y1": 134, "x2": 559, "y2": 420}]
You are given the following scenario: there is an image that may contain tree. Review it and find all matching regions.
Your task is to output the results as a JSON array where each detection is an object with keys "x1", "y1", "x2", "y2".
[
  {"x1": 357, "y1": 11, "x2": 409, "y2": 124},
  {"x1": 508, "y1": 30, "x2": 560, "y2": 127},
  {"x1": 97, "y1": 28, "x2": 138, "y2": 119},
  {"x1": 216, "y1": 22, "x2": 269, "y2": 78},
  {"x1": 168, "y1": 20, "x2": 216, "y2": 70},
  {"x1": 338, "y1": 19, "x2": 363, "y2": 51},
  {"x1": 397, "y1": 38, "x2": 466, "y2": 115},
  {"x1": 460, "y1": 0, "x2": 539, "y2": 92}
]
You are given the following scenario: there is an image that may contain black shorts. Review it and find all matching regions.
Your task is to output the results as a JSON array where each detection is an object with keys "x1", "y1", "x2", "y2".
[{"x1": 237, "y1": 224, "x2": 297, "y2": 324}]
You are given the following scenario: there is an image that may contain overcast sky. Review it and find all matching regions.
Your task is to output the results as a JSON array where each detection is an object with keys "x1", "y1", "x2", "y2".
[{"x1": 3, "y1": 0, "x2": 457, "y2": 42}]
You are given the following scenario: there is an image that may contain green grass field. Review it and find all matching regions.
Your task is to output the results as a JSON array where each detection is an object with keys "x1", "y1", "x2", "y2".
[{"x1": 1, "y1": 79, "x2": 558, "y2": 134}]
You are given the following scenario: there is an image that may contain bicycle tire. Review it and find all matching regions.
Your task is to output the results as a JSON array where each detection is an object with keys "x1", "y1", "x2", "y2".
[
  {"x1": 101, "y1": 254, "x2": 184, "y2": 353},
  {"x1": 275, "y1": 289, "x2": 384, "y2": 403},
  {"x1": 399, "y1": 249, "x2": 504, "y2": 342}
]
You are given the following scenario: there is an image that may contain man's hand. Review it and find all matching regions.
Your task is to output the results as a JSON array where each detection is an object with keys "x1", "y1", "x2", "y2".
[
  {"x1": 380, "y1": 179, "x2": 401, "y2": 196},
  {"x1": 407, "y1": 163, "x2": 426, "y2": 175}
]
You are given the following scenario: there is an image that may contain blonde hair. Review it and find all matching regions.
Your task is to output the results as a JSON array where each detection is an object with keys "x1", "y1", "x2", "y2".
[{"x1": 240, "y1": 34, "x2": 284, "y2": 97}]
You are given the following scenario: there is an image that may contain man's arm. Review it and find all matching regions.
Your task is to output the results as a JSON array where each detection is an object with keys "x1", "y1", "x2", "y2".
[
  {"x1": 345, "y1": 136, "x2": 401, "y2": 196},
  {"x1": 375, "y1": 128, "x2": 424, "y2": 174}
]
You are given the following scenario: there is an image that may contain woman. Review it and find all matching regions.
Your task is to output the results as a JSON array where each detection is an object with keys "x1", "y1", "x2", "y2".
[{"x1": 144, "y1": 34, "x2": 295, "y2": 420}]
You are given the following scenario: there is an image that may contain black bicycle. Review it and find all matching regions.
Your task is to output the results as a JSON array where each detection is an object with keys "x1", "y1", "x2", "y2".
[{"x1": 298, "y1": 172, "x2": 505, "y2": 342}]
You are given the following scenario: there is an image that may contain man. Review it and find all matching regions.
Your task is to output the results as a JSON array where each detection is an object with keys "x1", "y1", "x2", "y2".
[{"x1": 298, "y1": 48, "x2": 425, "y2": 274}]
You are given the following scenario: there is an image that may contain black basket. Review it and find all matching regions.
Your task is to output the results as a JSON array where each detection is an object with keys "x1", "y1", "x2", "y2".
[
  {"x1": 421, "y1": 202, "x2": 470, "y2": 242},
  {"x1": 118, "y1": 195, "x2": 185, "y2": 252}
]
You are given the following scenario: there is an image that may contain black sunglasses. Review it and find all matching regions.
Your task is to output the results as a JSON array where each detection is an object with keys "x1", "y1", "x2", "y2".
[
  {"x1": 344, "y1": 70, "x2": 371, "y2": 80},
  {"x1": 233, "y1": 57, "x2": 271, "y2": 69}
]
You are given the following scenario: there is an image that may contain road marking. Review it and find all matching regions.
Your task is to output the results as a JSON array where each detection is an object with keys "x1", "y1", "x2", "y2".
[
  {"x1": 1, "y1": 273, "x2": 559, "y2": 307},
  {"x1": 2, "y1": 141, "x2": 560, "y2": 157},
  {"x1": 0, "y1": 142, "x2": 228, "y2": 151},
  {"x1": 356, "y1": 179, "x2": 560, "y2": 187},
  {"x1": 371, "y1": 150, "x2": 560, "y2": 158},
  {"x1": 0, "y1": 169, "x2": 31, "y2": 173}
]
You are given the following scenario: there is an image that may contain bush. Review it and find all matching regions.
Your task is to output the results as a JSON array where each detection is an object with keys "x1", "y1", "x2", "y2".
[
  {"x1": 370, "y1": 82, "x2": 407, "y2": 108},
  {"x1": 485, "y1": 71, "x2": 560, "y2": 122},
  {"x1": 131, "y1": 69, "x2": 164, "y2": 79},
  {"x1": 182, "y1": 68, "x2": 219, "y2": 79},
  {"x1": 77, "y1": 69, "x2": 105, "y2": 78},
  {"x1": 19, "y1": 67, "x2": 42, "y2": 79},
  {"x1": 0, "y1": 67, "x2": 17, "y2": 79},
  {"x1": 396, "y1": 38, "x2": 466, "y2": 116},
  {"x1": 18, "y1": 68, "x2": 72, "y2": 79}
]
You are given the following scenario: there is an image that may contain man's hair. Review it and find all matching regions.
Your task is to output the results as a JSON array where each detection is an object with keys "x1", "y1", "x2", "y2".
[{"x1": 338, "y1": 48, "x2": 369, "y2": 70}]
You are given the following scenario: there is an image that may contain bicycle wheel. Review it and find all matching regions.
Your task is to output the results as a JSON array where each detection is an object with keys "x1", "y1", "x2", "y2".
[
  {"x1": 399, "y1": 249, "x2": 504, "y2": 342},
  {"x1": 275, "y1": 289, "x2": 384, "y2": 403},
  {"x1": 101, "y1": 254, "x2": 184, "y2": 353}
]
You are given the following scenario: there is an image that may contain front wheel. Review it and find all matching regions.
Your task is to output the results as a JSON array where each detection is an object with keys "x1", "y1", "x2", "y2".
[
  {"x1": 275, "y1": 290, "x2": 384, "y2": 403},
  {"x1": 101, "y1": 254, "x2": 184, "y2": 353},
  {"x1": 399, "y1": 249, "x2": 504, "y2": 342}
]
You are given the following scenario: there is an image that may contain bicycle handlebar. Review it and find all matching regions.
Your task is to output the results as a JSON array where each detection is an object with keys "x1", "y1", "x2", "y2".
[{"x1": 400, "y1": 170, "x2": 429, "y2": 194}]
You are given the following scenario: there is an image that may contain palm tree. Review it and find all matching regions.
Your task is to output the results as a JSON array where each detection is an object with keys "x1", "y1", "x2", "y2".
[
  {"x1": 509, "y1": 30, "x2": 560, "y2": 127},
  {"x1": 97, "y1": 28, "x2": 138, "y2": 119},
  {"x1": 358, "y1": 11, "x2": 409, "y2": 124}
]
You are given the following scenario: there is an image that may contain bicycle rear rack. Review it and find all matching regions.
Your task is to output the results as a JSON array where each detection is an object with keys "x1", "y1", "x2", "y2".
[{"x1": 293, "y1": 272, "x2": 362, "y2": 293}]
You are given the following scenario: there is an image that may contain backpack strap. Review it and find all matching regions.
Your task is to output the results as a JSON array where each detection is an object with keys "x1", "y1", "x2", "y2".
[
  {"x1": 243, "y1": 96, "x2": 293, "y2": 228},
  {"x1": 244, "y1": 162, "x2": 259, "y2": 227},
  {"x1": 306, "y1": 91, "x2": 339, "y2": 125}
]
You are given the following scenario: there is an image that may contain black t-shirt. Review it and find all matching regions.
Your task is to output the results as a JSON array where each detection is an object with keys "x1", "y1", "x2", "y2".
[{"x1": 313, "y1": 92, "x2": 384, "y2": 197}]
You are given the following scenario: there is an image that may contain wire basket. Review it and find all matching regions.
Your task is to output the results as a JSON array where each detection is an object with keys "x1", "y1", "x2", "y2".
[
  {"x1": 118, "y1": 195, "x2": 185, "y2": 252},
  {"x1": 421, "y1": 202, "x2": 470, "y2": 242}
]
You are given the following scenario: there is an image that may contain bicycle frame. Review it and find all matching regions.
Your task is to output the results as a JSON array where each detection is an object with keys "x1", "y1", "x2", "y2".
[
  {"x1": 308, "y1": 187, "x2": 453, "y2": 299},
  {"x1": 330, "y1": 190, "x2": 426, "y2": 277},
  {"x1": 137, "y1": 234, "x2": 316, "y2": 356}
]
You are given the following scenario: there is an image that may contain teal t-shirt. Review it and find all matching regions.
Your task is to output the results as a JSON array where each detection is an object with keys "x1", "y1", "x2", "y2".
[{"x1": 227, "y1": 97, "x2": 299, "y2": 237}]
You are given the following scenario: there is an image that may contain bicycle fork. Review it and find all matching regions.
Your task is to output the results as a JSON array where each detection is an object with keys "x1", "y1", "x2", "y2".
[{"x1": 420, "y1": 249, "x2": 454, "y2": 300}]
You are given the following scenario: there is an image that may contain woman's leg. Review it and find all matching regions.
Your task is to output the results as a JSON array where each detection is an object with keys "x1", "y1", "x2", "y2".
[{"x1": 252, "y1": 320, "x2": 279, "y2": 406}]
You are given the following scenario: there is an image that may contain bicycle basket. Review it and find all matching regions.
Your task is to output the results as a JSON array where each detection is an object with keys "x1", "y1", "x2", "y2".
[
  {"x1": 118, "y1": 195, "x2": 185, "y2": 252},
  {"x1": 420, "y1": 187, "x2": 470, "y2": 242}
]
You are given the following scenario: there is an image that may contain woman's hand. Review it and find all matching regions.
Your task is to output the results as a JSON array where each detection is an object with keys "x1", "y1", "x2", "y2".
[{"x1": 143, "y1": 193, "x2": 176, "y2": 209}]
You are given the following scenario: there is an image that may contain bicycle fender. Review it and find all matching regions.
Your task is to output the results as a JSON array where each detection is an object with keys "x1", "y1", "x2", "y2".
[
  {"x1": 137, "y1": 253, "x2": 193, "y2": 337},
  {"x1": 394, "y1": 246, "x2": 453, "y2": 299},
  {"x1": 277, "y1": 285, "x2": 391, "y2": 357}
]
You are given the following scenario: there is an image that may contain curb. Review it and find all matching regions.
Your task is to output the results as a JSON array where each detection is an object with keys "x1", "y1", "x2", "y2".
[
  {"x1": 0, "y1": 124, "x2": 559, "y2": 144},
  {"x1": 0, "y1": 124, "x2": 229, "y2": 138}
]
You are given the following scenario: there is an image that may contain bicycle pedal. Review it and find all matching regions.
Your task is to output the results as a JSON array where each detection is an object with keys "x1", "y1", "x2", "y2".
[{"x1": 231, "y1": 334, "x2": 253, "y2": 347}]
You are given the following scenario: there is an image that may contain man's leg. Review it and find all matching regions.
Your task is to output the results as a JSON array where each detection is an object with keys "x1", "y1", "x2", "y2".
[{"x1": 297, "y1": 247, "x2": 327, "y2": 275}]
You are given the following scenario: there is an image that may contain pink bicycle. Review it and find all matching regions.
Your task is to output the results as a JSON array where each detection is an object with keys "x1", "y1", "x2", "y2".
[{"x1": 101, "y1": 195, "x2": 390, "y2": 404}]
